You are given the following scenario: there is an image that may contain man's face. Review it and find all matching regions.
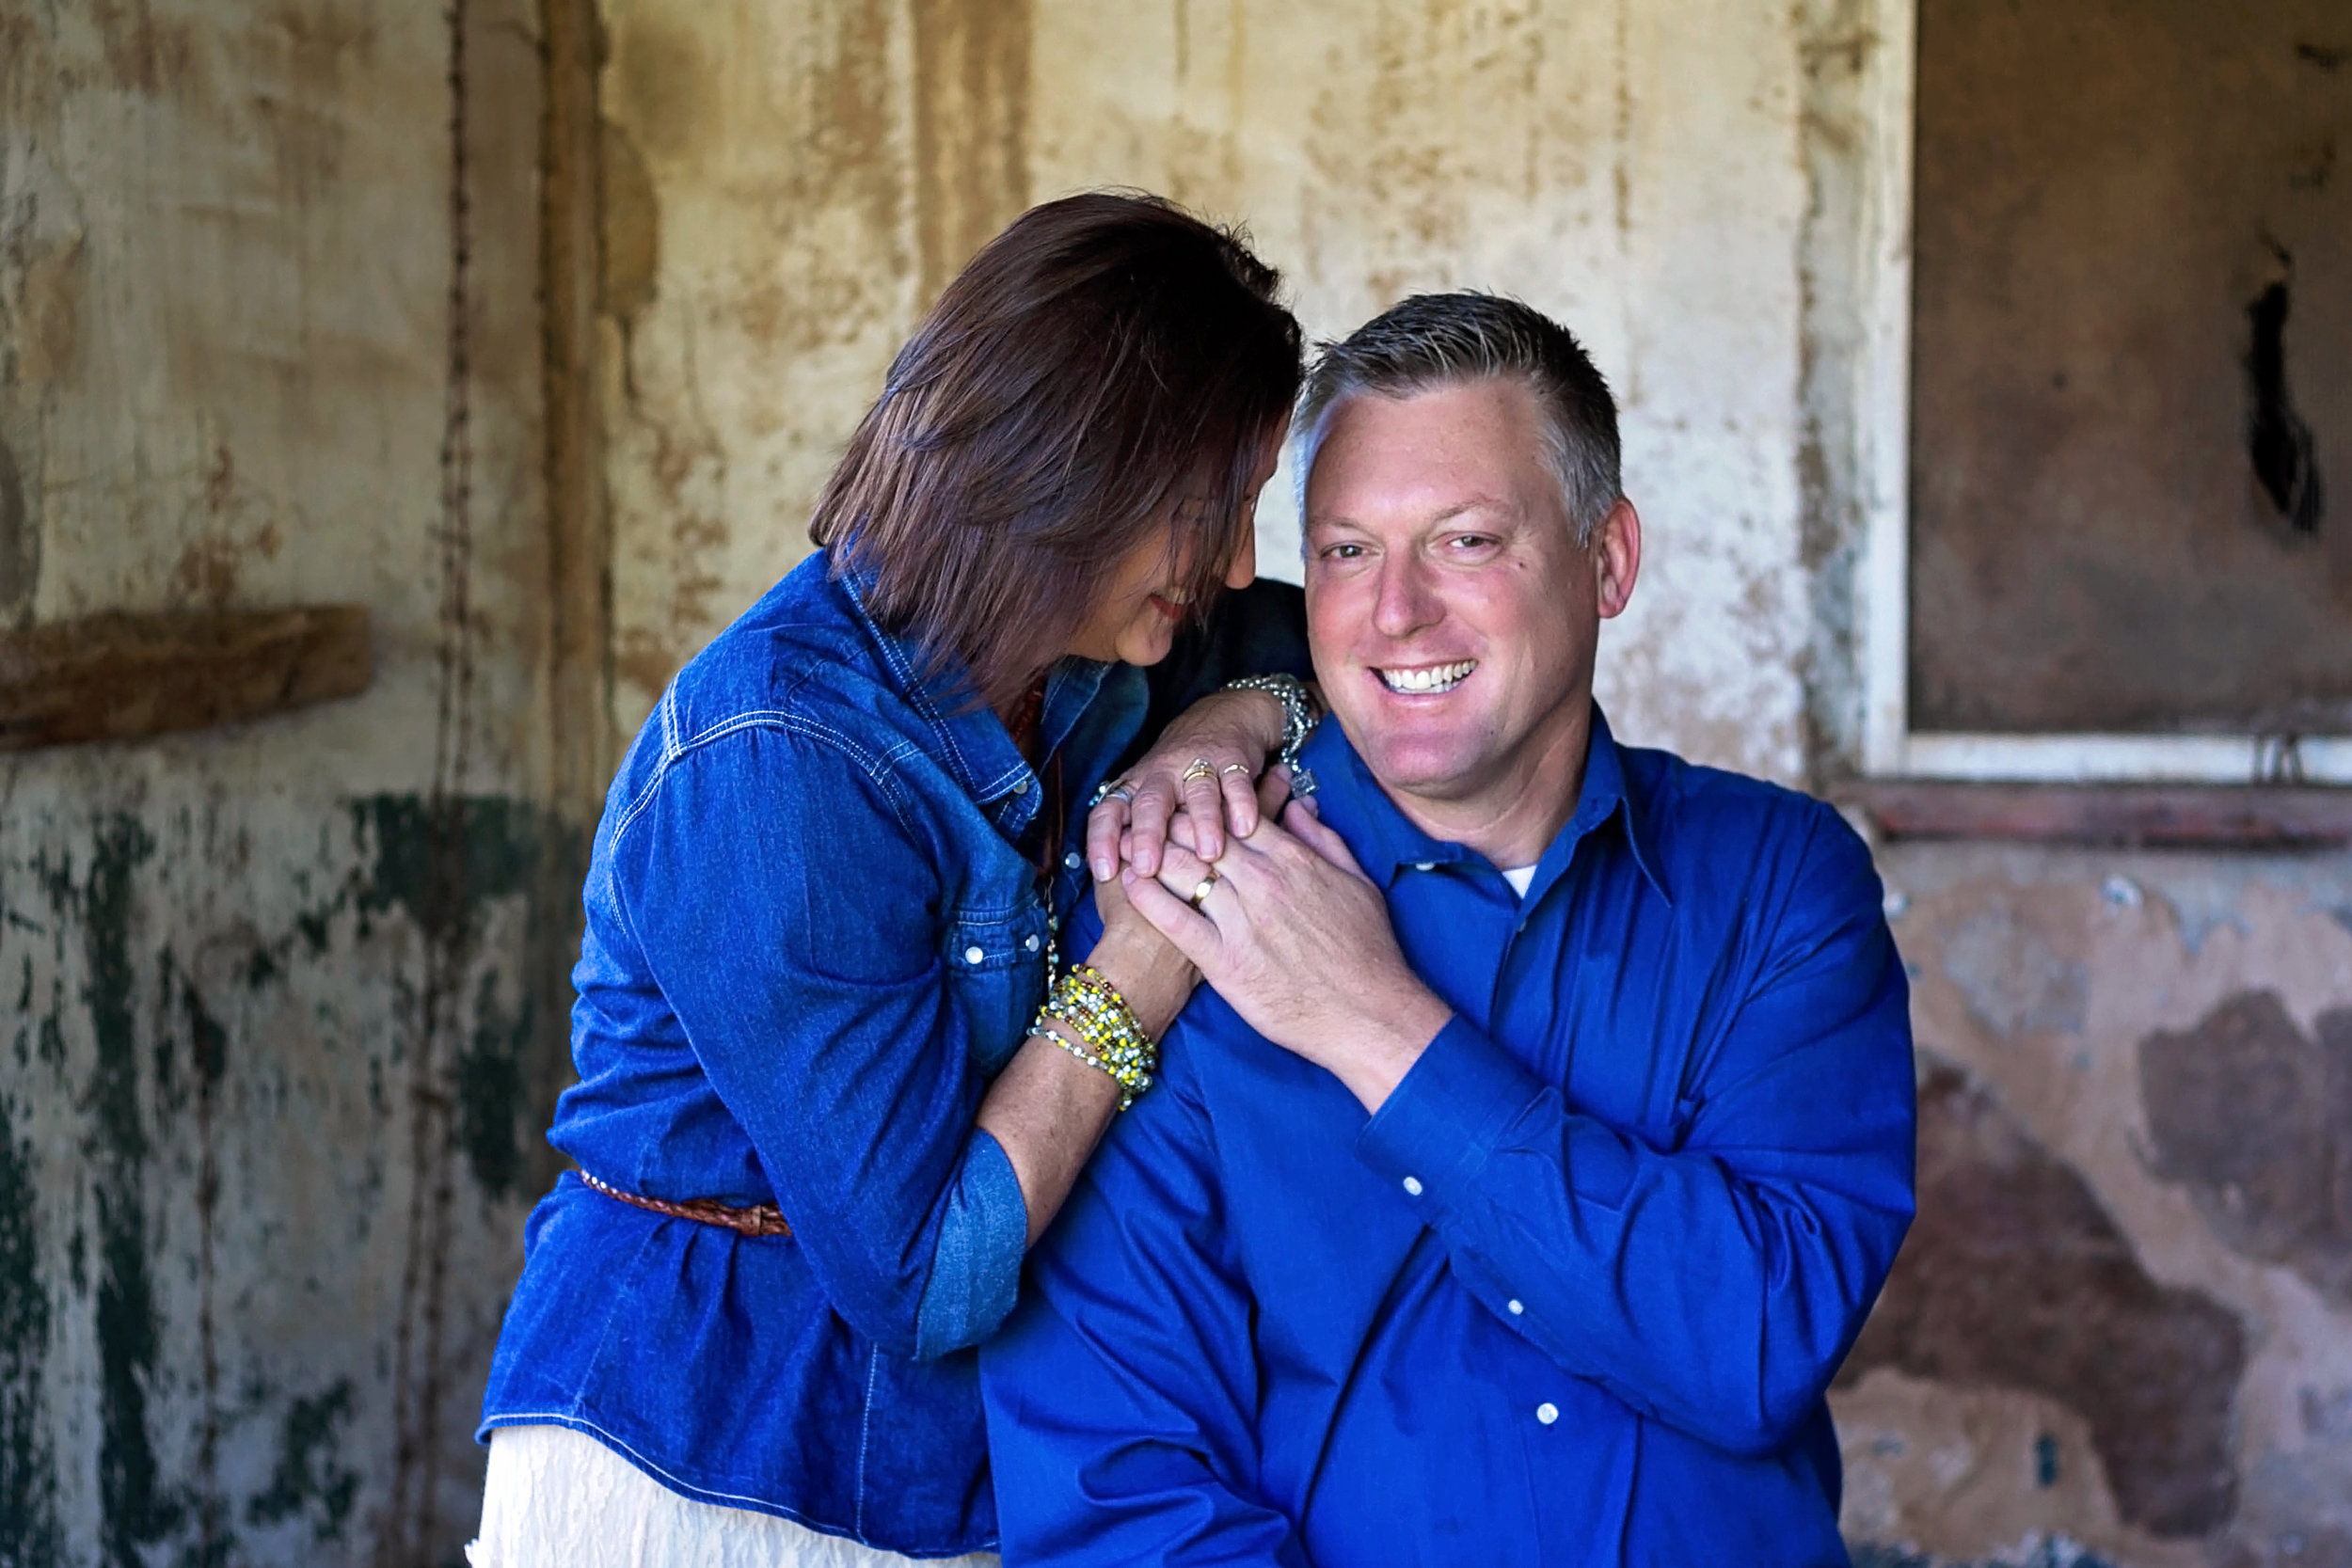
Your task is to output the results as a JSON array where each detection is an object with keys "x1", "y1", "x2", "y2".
[{"x1": 1303, "y1": 378, "x2": 1638, "y2": 834}]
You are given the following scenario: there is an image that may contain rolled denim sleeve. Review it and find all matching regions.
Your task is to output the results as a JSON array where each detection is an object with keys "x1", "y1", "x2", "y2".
[
  {"x1": 1358, "y1": 809, "x2": 1916, "y2": 1455},
  {"x1": 612, "y1": 722, "x2": 1028, "y2": 1361},
  {"x1": 914, "y1": 1129, "x2": 1026, "y2": 1359}
]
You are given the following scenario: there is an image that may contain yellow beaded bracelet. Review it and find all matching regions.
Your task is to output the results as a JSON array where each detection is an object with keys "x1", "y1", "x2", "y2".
[{"x1": 1030, "y1": 964, "x2": 1156, "y2": 1109}]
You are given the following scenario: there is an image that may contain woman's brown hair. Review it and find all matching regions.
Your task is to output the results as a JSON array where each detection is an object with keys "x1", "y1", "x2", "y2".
[{"x1": 811, "y1": 191, "x2": 1303, "y2": 711}]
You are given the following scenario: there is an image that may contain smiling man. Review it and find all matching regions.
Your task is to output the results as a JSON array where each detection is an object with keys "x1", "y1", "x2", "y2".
[{"x1": 980, "y1": 294, "x2": 1917, "y2": 1566}]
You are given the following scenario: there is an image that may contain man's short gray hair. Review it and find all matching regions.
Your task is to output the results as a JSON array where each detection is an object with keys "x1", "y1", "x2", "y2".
[{"x1": 1296, "y1": 293, "x2": 1623, "y2": 546}]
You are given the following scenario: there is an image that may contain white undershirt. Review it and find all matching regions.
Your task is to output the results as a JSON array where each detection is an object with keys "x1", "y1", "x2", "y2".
[{"x1": 1500, "y1": 864, "x2": 1537, "y2": 898}]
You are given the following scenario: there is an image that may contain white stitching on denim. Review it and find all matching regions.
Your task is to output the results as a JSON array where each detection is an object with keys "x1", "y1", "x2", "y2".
[
  {"x1": 853, "y1": 1347, "x2": 881, "y2": 1541},
  {"x1": 839, "y1": 570, "x2": 991, "y2": 799},
  {"x1": 610, "y1": 710, "x2": 915, "y2": 849}
]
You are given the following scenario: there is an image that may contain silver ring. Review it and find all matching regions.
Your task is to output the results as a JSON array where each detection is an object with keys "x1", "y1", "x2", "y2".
[{"x1": 1218, "y1": 761, "x2": 1251, "y2": 777}]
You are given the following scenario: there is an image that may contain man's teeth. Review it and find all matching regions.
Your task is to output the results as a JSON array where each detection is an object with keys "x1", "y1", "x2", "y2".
[{"x1": 1377, "y1": 660, "x2": 1477, "y2": 694}]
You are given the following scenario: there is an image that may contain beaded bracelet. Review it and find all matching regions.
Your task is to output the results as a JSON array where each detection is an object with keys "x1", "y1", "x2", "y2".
[
  {"x1": 1221, "y1": 673, "x2": 1323, "y2": 796},
  {"x1": 1084, "y1": 673, "x2": 1325, "y2": 812},
  {"x1": 1030, "y1": 963, "x2": 1157, "y2": 1110}
]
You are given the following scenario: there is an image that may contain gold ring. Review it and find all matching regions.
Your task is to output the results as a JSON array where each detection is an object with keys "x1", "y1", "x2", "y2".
[
  {"x1": 1180, "y1": 757, "x2": 1216, "y2": 784},
  {"x1": 1218, "y1": 761, "x2": 1251, "y2": 776},
  {"x1": 1187, "y1": 871, "x2": 1219, "y2": 909}
]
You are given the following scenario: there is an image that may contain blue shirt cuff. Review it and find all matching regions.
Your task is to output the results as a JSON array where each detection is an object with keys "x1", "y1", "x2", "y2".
[
  {"x1": 914, "y1": 1128, "x2": 1029, "y2": 1360},
  {"x1": 1357, "y1": 1016, "x2": 1546, "y2": 1211}
]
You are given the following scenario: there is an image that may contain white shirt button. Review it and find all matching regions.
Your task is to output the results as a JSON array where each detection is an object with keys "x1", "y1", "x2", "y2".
[
  {"x1": 1507, "y1": 1299, "x2": 1524, "y2": 1316},
  {"x1": 1535, "y1": 1402, "x2": 1559, "y2": 1426},
  {"x1": 1064, "y1": 852, "x2": 1083, "y2": 870},
  {"x1": 1401, "y1": 1176, "x2": 1423, "y2": 1196},
  {"x1": 1025, "y1": 934, "x2": 1041, "y2": 953},
  {"x1": 964, "y1": 945, "x2": 985, "y2": 965}
]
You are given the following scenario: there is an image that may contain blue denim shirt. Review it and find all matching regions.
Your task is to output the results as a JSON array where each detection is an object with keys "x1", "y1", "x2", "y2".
[
  {"x1": 983, "y1": 714, "x2": 1917, "y2": 1565},
  {"x1": 480, "y1": 553, "x2": 1179, "y2": 1552}
]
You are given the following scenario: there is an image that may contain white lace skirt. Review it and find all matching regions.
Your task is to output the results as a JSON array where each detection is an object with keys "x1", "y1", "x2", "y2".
[{"x1": 469, "y1": 1424, "x2": 1001, "y2": 1568}]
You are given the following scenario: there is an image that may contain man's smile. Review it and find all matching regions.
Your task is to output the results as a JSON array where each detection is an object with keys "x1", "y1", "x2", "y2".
[{"x1": 1374, "y1": 659, "x2": 1478, "y2": 695}]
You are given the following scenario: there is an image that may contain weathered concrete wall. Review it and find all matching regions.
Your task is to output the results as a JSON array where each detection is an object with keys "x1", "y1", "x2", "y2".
[
  {"x1": 2, "y1": 3, "x2": 572, "y2": 1563},
  {"x1": 591, "y1": 5, "x2": 2352, "y2": 1566},
  {"x1": 1836, "y1": 848, "x2": 2352, "y2": 1568}
]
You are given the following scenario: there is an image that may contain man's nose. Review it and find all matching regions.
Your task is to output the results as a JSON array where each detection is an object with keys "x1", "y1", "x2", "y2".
[{"x1": 1371, "y1": 554, "x2": 1439, "y2": 639}]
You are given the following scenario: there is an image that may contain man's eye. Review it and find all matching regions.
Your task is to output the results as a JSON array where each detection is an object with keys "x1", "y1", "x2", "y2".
[
  {"x1": 1450, "y1": 534, "x2": 1495, "y2": 551},
  {"x1": 1321, "y1": 543, "x2": 1364, "y2": 561}
]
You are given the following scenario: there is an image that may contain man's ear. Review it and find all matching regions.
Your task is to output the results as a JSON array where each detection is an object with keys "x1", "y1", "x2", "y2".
[{"x1": 1593, "y1": 498, "x2": 1641, "y2": 620}]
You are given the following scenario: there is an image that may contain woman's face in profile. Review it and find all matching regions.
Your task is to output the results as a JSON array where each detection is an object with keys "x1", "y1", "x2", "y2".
[{"x1": 1065, "y1": 435, "x2": 1283, "y2": 667}]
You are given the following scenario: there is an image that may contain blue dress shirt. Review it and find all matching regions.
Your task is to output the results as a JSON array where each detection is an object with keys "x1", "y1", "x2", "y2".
[
  {"x1": 478, "y1": 555, "x2": 1307, "y2": 1553},
  {"x1": 981, "y1": 713, "x2": 1916, "y2": 1566}
]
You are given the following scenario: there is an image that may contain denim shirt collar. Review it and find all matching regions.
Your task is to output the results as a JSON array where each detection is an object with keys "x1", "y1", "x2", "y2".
[
  {"x1": 1303, "y1": 704, "x2": 1672, "y2": 907},
  {"x1": 834, "y1": 562, "x2": 1112, "y2": 838}
]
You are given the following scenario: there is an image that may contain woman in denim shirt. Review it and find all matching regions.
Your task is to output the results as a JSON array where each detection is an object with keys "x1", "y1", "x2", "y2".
[{"x1": 469, "y1": 194, "x2": 1309, "y2": 1564}]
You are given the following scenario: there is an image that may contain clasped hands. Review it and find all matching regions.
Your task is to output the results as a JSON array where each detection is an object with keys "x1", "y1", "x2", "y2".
[{"x1": 1087, "y1": 697, "x2": 1452, "y2": 1114}]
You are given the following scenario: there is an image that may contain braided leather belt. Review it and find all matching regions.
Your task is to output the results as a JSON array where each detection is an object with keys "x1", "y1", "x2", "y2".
[{"x1": 579, "y1": 1169, "x2": 794, "y2": 1239}]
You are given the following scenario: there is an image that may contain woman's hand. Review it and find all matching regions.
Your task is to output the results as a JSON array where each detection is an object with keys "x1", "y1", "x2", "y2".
[
  {"x1": 1083, "y1": 847, "x2": 1199, "y2": 1030},
  {"x1": 1087, "y1": 688, "x2": 1290, "y2": 881},
  {"x1": 1120, "y1": 800, "x2": 1453, "y2": 1114}
]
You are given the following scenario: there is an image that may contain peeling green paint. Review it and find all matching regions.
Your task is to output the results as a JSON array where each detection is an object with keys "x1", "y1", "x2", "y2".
[
  {"x1": 83, "y1": 816, "x2": 184, "y2": 1568},
  {"x1": 455, "y1": 970, "x2": 532, "y2": 1200},
  {"x1": 246, "y1": 1379, "x2": 358, "y2": 1544},
  {"x1": 351, "y1": 794, "x2": 543, "y2": 948},
  {"x1": 0, "y1": 1095, "x2": 61, "y2": 1568},
  {"x1": 0, "y1": 790, "x2": 582, "y2": 1564},
  {"x1": 349, "y1": 794, "x2": 580, "y2": 1201}
]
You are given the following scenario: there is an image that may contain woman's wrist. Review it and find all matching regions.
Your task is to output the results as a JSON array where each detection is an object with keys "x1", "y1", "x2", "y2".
[
  {"x1": 1220, "y1": 673, "x2": 1320, "y2": 770},
  {"x1": 1079, "y1": 922, "x2": 1196, "y2": 1039}
]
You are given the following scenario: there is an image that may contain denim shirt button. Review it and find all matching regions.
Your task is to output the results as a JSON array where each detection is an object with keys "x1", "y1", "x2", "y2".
[
  {"x1": 1064, "y1": 851, "x2": 1083, "y2": 871},
  {"x1": 1025, "y1": 934, "x2": 1041, "y2": 953},
  {"x1": 1401, "y1": 1176, "x2": 1423, "y2": 1196},
  {"x1": 1507, "y1": 1298, "x2": 1525, "y2": 1315},
  {"x1": 1536, "y1": 1402, "x2": 1559, "y2": 1426},
  {"x1": 1012, "y1": 777, "x2": 1031, "y2": 795},
  {"x1": 964, "y1": 945, "x2": 986, "y2": 965}
]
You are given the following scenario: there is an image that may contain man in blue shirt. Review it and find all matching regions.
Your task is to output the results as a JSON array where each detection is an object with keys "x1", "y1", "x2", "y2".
[{"x1": 979, "y1": 293, "x2": 1916, "y2": 1566}]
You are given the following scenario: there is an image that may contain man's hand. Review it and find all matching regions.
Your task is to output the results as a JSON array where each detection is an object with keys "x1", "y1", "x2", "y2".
[
  {"x1": 1123, "y1": 800, "x2": 1453, "y2": 1113},
  {"x1": 1086, "y1": 688, "x2": 1289, "y2": 881}
]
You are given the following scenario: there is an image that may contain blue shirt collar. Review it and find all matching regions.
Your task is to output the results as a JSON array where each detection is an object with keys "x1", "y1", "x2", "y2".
[
  {"x1": 1302, "y1": 705, "x2": 1672, "y2": 906},
  {"x1": 834, "y1": 561, "x2": 1111, "y2": 832}
]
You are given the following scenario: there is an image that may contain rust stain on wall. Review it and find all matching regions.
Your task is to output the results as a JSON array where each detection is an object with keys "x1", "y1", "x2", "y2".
[
  {"x1": 2141, "y1": 990, "x2": 2352, "y2": 1306},
  {"x1": 598, "y1": 120, "x2": 659, "y2": 325},
  {"x1": 606, "y1": 9, "x2": 708, "y2": 164},
  {"x1": 912, "y1": 0, "x2": 1031, "y2": 306},
  {"x1": 1843, "y1": 1054, "x2": 2248, "y2": 1540},
  {"x1": 87, "y1": 0, "x2": 206, "y2": 100},
  {"x1": 0, "y1": 436, "x2": 33, "y2": 619}
]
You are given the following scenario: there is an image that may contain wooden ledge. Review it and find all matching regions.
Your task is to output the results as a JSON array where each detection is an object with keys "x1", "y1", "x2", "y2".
[
  {"x1": 1836, "y1": 781, "x2": 2352, "y2": 849},
  {"x1": 0, "y1": 606, "x2": 373, "y2": 751}
]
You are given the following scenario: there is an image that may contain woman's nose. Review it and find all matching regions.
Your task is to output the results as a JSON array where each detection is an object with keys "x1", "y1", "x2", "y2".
[{"x1": 1224, "y1": 527, "x2": 1258, "y2": 591}]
